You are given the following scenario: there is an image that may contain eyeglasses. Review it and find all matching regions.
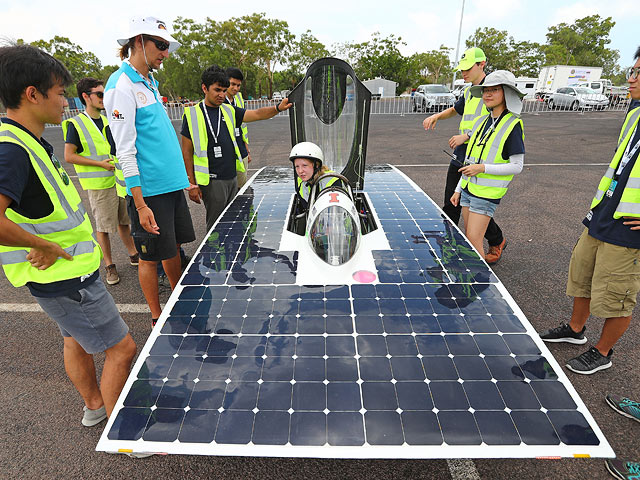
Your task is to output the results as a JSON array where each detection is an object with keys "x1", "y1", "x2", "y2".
[
  {"x1": 51, "y1": 154, "x2": 70, "y2": 185},
  {"x1": 143, "y1": 35, "x2": 170, "y2": 51},
  {"x1": 88, "y1": 91, "x2": 104, "y2": 99},
  {"x1": 482, "y1": 87, "x2": 502, "y2": 95},
  {"x1": 627, "y1": 67, "x2": 640, "y2": 80}
]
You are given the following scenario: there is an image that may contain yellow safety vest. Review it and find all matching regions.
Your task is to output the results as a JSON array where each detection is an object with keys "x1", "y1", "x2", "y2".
[
  {"x1": 0, "y1": 123, "x2": 102, "y2": 287},
  {"x1": 459, "y1": 86, "x2": 489, "y2": 138},
  {"x1": 460, "y1": 112, "x2": 524, "y2": 200},
  {"x1": 590, "y1": 107, "x2": 640, "y2": 218},
  {"x1": 234, "y1": 92, "x2": 249, "y2": 146},
  {"x1": 297, "y1": 171, "x2": 340, "y2": 202},
  {"x1": 61, "y1": 113, "x2": 125, "y2": 195},
  {"x1": 183, "y1": 102, "x2": 244, "y2": 186}
]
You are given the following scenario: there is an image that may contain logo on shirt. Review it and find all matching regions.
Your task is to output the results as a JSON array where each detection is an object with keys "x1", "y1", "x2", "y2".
[
  {"x1": 111, "y1": 110, "x2": 125, "y2": 121},
  {"x1": 136, "y1": 92, "x2": 148, "y2": 104}
]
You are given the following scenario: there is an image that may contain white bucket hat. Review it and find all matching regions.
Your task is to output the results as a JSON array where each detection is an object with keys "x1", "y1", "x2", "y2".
[
  {"x1": 117, "y1": 16, "x2": 181, "y2": 53},
  {"x1": 469, "y1": 70, "x2": 526, "y2": 115}
]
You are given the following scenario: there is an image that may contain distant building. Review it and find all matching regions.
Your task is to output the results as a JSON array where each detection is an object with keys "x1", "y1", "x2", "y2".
[{"x1": 363, "y1": 77, "x2": 398, "y2": 98}]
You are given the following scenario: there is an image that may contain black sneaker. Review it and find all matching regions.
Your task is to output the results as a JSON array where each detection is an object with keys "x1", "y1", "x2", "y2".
[
  {"x1": 566, "y1": 346, "x2": 613, "y2": 375},
  {"x1": 605, "y1": 459, "x2": 640, "y2": 479},
  {"x1": 539, "y1": 323, "x2": 587, "y2": 344}
]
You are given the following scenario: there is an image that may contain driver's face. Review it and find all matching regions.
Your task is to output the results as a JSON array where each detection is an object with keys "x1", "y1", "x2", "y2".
[{"x1": 294, "y1": 158, "x2": 315, "y2": 181}]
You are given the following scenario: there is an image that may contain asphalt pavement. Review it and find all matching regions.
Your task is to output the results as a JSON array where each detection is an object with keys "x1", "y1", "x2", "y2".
[{"x1": 1, "y1": 110, "x2": 638, "y2": 479}]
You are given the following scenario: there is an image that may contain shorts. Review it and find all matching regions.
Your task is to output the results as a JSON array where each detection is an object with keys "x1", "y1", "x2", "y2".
[
  {"x1": 236, "y1": 157, "x2": 249, "y2": 188},
  {"x1": 35, "y1": 276, "x2": 129, "y2": 354},
  {"x1": 459, "y1": 189, "x2": 498, "y2": 217},
  {"x1": 127, "y1": 190, "x2": 196, "y2": 262},
  {"x1": 566, "y1": 228, "x2": 640, "y2": 318},
  {"x1": 87, "y1": 186, "x2": 129, "y2": 233}
]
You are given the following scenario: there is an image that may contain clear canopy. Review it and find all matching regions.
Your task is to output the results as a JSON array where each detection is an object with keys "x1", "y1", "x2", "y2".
[{"x1": 309, "y1": 205, "x2": 359, "y2": 266}]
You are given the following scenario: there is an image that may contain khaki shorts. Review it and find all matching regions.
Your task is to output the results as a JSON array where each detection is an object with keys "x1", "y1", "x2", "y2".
[
  {"x1": 87, "y1": 186, "x2": 129, "y2": 233},
  {"x1": 236, "y1": 156, "x2": 249, "y2": 188},
  {"x1": 566, "y1": 228, "x2": 640, "y2": 318}
]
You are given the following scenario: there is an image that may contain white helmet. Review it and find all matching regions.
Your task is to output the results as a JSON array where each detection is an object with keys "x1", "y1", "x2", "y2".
[{"x1": 289, "y1": 141, "x2": 324, "y2": 166}]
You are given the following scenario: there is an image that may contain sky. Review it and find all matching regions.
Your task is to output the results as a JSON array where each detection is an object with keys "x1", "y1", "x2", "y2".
[{"x1": 0, "y1": 0, "x2": 638, "y2": 72}]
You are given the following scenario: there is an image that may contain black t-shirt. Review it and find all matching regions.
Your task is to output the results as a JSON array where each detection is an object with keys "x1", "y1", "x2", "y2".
[
  {"x1": 0, "y1": 118, "x2": 98, "y2": 296},
  {"x1": 583, "y1": 124, "x2": 640, "y2": 249},
  {"x1": 64, "y1": 114, "x2": 116, "y2": 155},
  {"x1": 224, "y1": 97, "x2": 249, "y2": 159},
  {"x1": 181, "y1": 103, "x2": 246, "y2": 180}
]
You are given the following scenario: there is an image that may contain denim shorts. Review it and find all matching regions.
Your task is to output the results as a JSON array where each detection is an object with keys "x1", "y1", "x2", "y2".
[
  {"x1": 459, "y1": 189, "x2": 498, "y2": 217},
  {"x1": 35, "y1": 276, "x2": 129, "y2": 354}
]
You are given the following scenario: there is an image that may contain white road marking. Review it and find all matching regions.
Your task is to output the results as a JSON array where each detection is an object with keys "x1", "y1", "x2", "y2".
[
  {"x1": 447, "y1": 459, "x2": 481, "y2": 480},
  {"x1": 0, "y1": 303, "x2": 152, "y2": 313}
]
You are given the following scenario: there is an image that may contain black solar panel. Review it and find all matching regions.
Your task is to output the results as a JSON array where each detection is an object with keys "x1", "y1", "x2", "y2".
[{"x1": 98, "y1": 166, "x2": 612, "y2": 458}]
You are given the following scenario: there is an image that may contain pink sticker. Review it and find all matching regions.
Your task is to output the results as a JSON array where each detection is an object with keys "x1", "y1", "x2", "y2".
[{"x1": 352, "y1": 270, "x2": 377, "y2": 283}]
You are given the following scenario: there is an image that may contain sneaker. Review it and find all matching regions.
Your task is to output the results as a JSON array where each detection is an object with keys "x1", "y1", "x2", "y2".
[
  {"x1": 605, "y1": 394, "x2": 640, "y2": 423},
  {"x1": 540, "y1": 323, "x2": 587, "y2": 344},
  {"x1": 485, "y1": 238, "x2": 507, "y2": 265},
  {"x1": 566, "y1": 346, "x2": 613, "y2": 374},
  {"x1": 105, "y1": 264, "x2": 120, "y2": 285},
  {"x1": 129, "y1": 253, "x2": 139, "y2": 266},
  {"x1": 605, "y1": 459, "x2": 640, "y2": 479},
  {"x1": 152, "y1": 317, "x2": 158, "y2": 327},
  {"x1": 82, "y1": 405, "x2": 107, "y2": 427}
]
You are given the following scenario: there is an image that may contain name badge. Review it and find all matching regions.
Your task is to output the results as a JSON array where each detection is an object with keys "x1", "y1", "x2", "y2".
[
  {"x1": 214, "y1": 146, "x2": 223, "y2": 158},
  {"x1": 606, "y1": 180, "x2": 617, "y2": 198},
  {"x1": 235, "y1": 128, "x2": 240, "y2": 137}
]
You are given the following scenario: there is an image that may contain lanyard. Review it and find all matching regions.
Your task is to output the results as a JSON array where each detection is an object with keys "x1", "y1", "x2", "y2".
[
  {"x1": 466, "y1": 115, "x2": 499, "y2": 164},
  {"x1": 616, "y1": 124, "x2": 640, "y2": 177},
  {"x1": 202, "y1": 104, "x2": 221, "y2": 144},
  {"x1": 126, "y1": 61, "x2": 160, "y2": 100}
]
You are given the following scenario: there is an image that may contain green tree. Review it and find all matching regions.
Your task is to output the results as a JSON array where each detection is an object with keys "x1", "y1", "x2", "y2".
[
  {"x1": 465, "y1": 27, "x2": 512, "y2": 72},
  {"x1": 411, "y1": 45, "x2": 454, "y2": 85},
  {"x1": 30, "y1": 36, "x2": 103, "y2": 95},
  {"x1": 544, "y1": 15, "x2": 619, "y2": 76},
  {"x1": 288, "y1": 31, "x2": 330, "y2": 76}
]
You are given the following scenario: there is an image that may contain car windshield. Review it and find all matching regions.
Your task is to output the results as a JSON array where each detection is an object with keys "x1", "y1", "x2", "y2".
[
  {"x1": 576, "y1": 88, "x2": 596, "y2": 94},
  {"x1": 424, "y1": 85, "x2": 449, "y2": 93}
]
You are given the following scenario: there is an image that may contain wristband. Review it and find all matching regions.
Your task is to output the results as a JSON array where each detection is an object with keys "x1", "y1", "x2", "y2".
[
  {"x1": 136, "y1": 205, "x2": 148, "y2": 211},
  {"x1": 275, "y1": 104, "x2": 280, "y2": 113}
]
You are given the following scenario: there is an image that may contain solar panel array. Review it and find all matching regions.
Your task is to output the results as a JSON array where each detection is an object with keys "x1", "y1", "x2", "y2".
[{"x1": 98, "y1": 166, "x2": 612, "y2": 458}]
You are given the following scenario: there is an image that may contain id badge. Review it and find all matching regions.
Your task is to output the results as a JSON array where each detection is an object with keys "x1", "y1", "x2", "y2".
[
  {"x1": 214, "y1": 146, "x2": 223, "y2": 158},
  {"x1": 606, "y1": 180, "x2": 617, "y2": 198},
  {"x1": 235, "y1": 128, "x2": 240, "y2": 137}
]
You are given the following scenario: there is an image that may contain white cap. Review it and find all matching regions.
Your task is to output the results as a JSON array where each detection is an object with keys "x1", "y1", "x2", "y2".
[{"x1": 117, "y1": 16, "x2": 181, "y2": 53}]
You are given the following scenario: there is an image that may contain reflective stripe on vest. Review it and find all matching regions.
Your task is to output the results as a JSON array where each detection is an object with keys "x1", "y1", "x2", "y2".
[
  {"x1": 184, "y1": 102, "x2": 244, "y2": 187},
  {"x1": 590, "y1": 107, "x2": 640, "y2": 218},
  {"x1": 459, "y1": 87, "x2": 488, "y2": 137},
  {"x1": 112, "y1": 158, "x2": 127, "y2": 198},
  {"x1": 235, "y1": 92, "x2": 249, "y2": 145},
  {"x1": 0, "y1": 125, "x2": 102, "y2": 287},
  {"x1": 459, "y1": 113, "x2": 523, "y2": 199},
  {"x1": 61, "y1": 114, "x2": 115, "y2": 190},
  {"x1": 297, "y1": 172, "x2": 339, "y2": 201}
]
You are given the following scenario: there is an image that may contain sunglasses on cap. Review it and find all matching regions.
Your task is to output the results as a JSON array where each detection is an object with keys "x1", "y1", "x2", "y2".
[{"x1": 143, "y1": 35, "x2": 170, "y2": 51}]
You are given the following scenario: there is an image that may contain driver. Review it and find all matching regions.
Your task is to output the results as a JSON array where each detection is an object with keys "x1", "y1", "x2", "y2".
[{"x1": 290, "y1": 141, "x2": 339, "y2": 210}]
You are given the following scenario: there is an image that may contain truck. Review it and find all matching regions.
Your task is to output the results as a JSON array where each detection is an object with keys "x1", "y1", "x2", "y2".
[
  {"x1": 586, "y1": 79, "x2": 629, "y2": 105},
  {"x1": 535, "y1": 65, "x2": 603, "y2": 99}
]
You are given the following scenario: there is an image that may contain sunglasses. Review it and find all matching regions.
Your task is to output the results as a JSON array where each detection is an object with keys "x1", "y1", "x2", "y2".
[
  {"x1": 143, "y1": 35, "x2": 170, "y2": 51},
  {"x1": 88, "y1": 91, "x2": 104, "y2": 99},
  {"x1": 51, "y1": 154, "x2": 70, "y2": 185},
  {"x1": 627, "y1": 67, "x2": 640, "y2": 80}
]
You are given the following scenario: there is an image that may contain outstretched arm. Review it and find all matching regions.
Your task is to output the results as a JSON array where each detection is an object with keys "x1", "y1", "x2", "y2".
[{"x1": 244, "y1": 98, "x2": 293, "y2": 122}]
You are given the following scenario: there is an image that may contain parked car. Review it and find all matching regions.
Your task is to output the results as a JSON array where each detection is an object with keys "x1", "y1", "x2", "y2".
[
  {"x1": 451, "y1": 83, "x2": 470, "y2": 101},
  {"x1": 272, "y1": 92, "x2": 283, "y2": 102},
  {"x1": 548, "y1": 86, "x2": 608, "y2": 111},
  {"x1": 413, "y1": 84, "x2": 455, "y2": 112}
]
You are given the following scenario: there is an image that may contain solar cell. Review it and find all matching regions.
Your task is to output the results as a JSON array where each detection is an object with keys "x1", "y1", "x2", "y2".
[{"x1": 97, "y1": 166, "x2": 613, "y2": 459}]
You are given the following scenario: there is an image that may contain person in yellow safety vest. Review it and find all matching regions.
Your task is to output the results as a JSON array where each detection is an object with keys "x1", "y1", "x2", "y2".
[
  {"x1": 449, "y1": 70, "x2": 525, "y2": 262},
  {"x1": 423, "y1": 47, "x2": 508, "y2": 265},
  {"x1": 181, "y1": 65, "x2": 292, "y2": 232},
  {"x1": 62, "y1": 77, "x2": 138, "y2": 286},
  {"x1": 0, "y1": 45, "x2": 136, "y2": 428},
  {"x1": 539, "y1": 49, "x2": 640, "y2": 384},
  {"x1": 289, "y1": 141, "x2": 340, "y2": 211},
  {"x1": 225, "y1": 67, "x2": 251, "y2": 188}
]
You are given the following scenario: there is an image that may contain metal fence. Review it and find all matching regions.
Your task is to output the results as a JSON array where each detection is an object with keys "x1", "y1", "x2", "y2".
[{"x1": 1, "y1": 94, "x2": 632, "y2": 126}]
